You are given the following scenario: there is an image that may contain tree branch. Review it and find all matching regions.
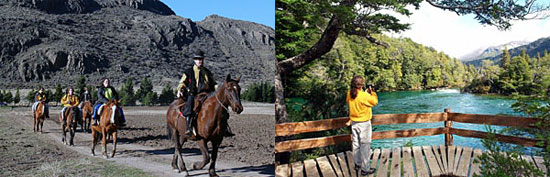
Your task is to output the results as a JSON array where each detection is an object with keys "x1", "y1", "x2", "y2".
[{"x1": 277, "y1": 15, "x2": 344, "y2": 74}]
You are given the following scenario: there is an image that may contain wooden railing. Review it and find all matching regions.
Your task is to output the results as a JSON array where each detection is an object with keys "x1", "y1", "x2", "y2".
[{"x1": 275, "y1": 108, "x2": 541, "y2": 154}]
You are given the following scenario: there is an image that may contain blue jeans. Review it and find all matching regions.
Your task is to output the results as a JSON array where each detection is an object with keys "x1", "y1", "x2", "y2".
[{"x1": 93, "y1": 104, "x2": 125, "y2": 123}]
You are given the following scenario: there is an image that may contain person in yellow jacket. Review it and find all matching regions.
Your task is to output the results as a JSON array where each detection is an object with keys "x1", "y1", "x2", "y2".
[
  {"x1": 346, "y1": 75, "x2": 378, "y2": 176},
  {"x1": 60, "y1": 87, "x2": 80, "y2": 122},
  {"x1": 32, "y1": 88, "x2": 50, "y2": 119}
]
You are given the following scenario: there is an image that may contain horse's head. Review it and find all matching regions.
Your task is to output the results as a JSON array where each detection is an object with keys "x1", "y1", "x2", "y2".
[
  {"x1": 104, "y1": 99, "x2": 122, "y2": 125},
  {"x1": 222, "y1": 74, "x2": 243, "y2": 114}
]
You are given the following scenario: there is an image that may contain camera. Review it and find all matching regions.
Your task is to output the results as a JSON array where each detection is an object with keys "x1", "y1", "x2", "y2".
[{"x1": 365, "y1": 83, "x2": 375, "y2": 92}]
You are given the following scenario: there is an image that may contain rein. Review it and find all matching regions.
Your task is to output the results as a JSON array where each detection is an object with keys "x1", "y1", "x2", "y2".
[{"x1": 215, "y1": 92, "x2": 231, "y2": 113}]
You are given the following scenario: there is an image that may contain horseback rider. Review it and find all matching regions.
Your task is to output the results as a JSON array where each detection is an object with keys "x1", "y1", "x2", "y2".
[
  {"x1": 176, "y1": 50, "x2": 234, "y2": 136},
  {"x1": 60, "y1": 87, "x2": 80, "y2": 122},
  {"x1": 32, "y1": 87, "x2": 50, "y2": 119},
  {"x1": 91, "y1": 78, "x2": 126, "y2": 126},
  {"x1": 80, "y1": 87, "x2": 93, "y2": 103}
]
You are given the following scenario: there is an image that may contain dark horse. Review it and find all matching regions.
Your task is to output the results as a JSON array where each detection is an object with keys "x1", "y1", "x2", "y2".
[
  {"x1": 61, "y1": 106, "x2": 81, "y2": 146},
  {"x1": 91, "y1": 99, "x2": 122, "y2": 158},
  {"x1": 33, "y1": 101, "x2": 47, "y2": 133},
  {"x1": 80, "y1": 101, "x2": 93, "y2": 132},
  {"x1": 166, "y1": 74, "x2": 243, "y2": 177}
]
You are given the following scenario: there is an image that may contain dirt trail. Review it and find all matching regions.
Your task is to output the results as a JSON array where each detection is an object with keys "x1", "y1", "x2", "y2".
[{"x1": 6, "y1": 102, "x2": 274, "y2": 177}]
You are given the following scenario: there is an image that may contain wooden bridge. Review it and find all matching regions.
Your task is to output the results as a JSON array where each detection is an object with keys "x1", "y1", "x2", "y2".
[{"x1": 275, "y1": 109, "x2": 548, "y2": 177}]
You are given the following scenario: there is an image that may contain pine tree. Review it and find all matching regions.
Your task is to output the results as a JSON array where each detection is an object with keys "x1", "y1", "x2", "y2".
[
  {"x1": 136, "y1": 77, "x2": 153, "y2": 103},
  {"x1": 26, "y1": 89, "x2": 35, "y2": 105},
  {"x1": 3, "y1": 90, "x2": 13, "y2": 105},
  {"x1": 14, "y1": 88, "x2": 20, "y2": 105},
  {"x1": 158, "y1": 84, "x2": 175, "y2": 105},
  {"x1": 53, "y1": 84, "x2": 63, "y2": 104},
  {"x1": 120, "y1": 78, "x2": 136, "y2": 106},
  {"x1": 501, "y1": 47, "x2": 511, "y2": 69},
  {"x1": 76, "y1": 76, "x2": 86, "y2": 96}
]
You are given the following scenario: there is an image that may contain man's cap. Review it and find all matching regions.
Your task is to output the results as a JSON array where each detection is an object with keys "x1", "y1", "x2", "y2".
[{"x1": 192, "y1": 50, "x2": 205, "y2": 59}]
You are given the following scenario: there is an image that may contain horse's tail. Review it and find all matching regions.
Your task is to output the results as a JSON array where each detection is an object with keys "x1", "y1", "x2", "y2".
[{"x1": 166, "y1": 121, "x2": 172, "y2": 140}]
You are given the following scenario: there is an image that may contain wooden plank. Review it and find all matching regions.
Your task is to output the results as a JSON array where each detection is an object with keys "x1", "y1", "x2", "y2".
[
  {"x1": 337, "y1": 152, "x2": 351, "y2": 177},
  {"x1": 448, "y1": 113, "x2": 538, "y2": 129},
  {"x1": 533, "y1": 156, "x2": 547, "y2": 175},
  {"x1": 291, "y1": 161, "x2": 304, "y2": 177},
  {"x1": 328, "y1": 154, "x2": 344, "y2": 177},
  {"x1": 275, "y1": 134, "x2": 350, "y2": 153},
  {"x1": 412, "y1": 146, "x2": 429, "y2": 177},
  {"x1": 304, "y1": 159, "x2": 320, "y2": 177},
  {"x1": 275, "y1": 117, "x2": 349, "y2": 136},
  {"x1": 368, "y1": 149, "x2": 381, "y2": 177},
  {"x1": 275, "y1": 164, "x2": 290, "y2": 177},
  {"x1": 402, "y1": 147, "x2": 415, "y2": 177},
  {"x1": 390, "y1": 147, "x2": 401, "y2": 177},
  {"x1": 450, "y1": 128, "x2": 540, "y2": 147},
  {"x1": 346, "y1": 151, "x2": 358, "y2": 177},
  {"x1": 447, "y1": 146, "x2": 456, "y2": 174},
  {"x1": 275, "y1": 113, "x2": 445, "y2": 136},
  {"x1": 469, "y1": 149, "x2": 483, "y2": 177},
  {"x1": 456, "y1": 147, "x2": 473, "y2": 177},
  {"x1": 317, "y1": 156, "x2": 337, "y2": 177},
  {"x1": 431, "y1": 145, "x2": 446, "y2": 175},
  {"x1": 376, "y1": 148, "x2": 391, "y2": 177},
  {"x1": 453, "y1": 146, "x2": 463, "y2": 173},
  {"x1": 373, "y1": 128, "x2": 447, "y2": 140},
  {"x1": 372, "y1": 113, "x2": 445, "y2": 125},
  {"x1": 423, "y1": 146, "x2": 442, "y2": 176},
  {"x1": 439, "y1": 145, "x2": 448, "y2": 175}
]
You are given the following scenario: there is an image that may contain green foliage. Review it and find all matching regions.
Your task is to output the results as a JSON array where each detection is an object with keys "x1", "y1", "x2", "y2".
[
  {"x1": 512, "y1": 97, "x2": 550, "y2": 172},
  {"x1": 465, "y1": 49, "x2": 550, "y2": 96},
  {"x1": 87, "y1": 85, "x2": 97, "y2": 103},
  {"x1": 13, "y1": 88, "x2": 20, "y2": 105},
  {"x1": 45, "y1": 89, "x2": 53, "y2": 104},
  {"x1": 142, "y1": 91, "x2": 158, "y2": 106},
  {"x1": 475, "y1": 126, "x2": 543, "y2": 177},
  {"x1": 26, "y1": 89, "x2": 35, "y2": 104},
  {"x1": 136, "y1": 77, "x2": 153, "y2": 103},
  {"x1": 76, "y1": 76, "x2": 86, "y2": 96},
  {"x1": 119, "y1": 78, "x2": 136, "y2": 106},
  {"x1": 3, "y1": 90, "x2": 13, "y2": 104},
  {"x1": 158, "y1": 84, "x2": 175, "y2": 105},
  {"x1": 242, "y1": 81, "x2": 275, "y2": 103},
  {"x1": 53, "y1": 84, "x2": 63, "y2": 103}
]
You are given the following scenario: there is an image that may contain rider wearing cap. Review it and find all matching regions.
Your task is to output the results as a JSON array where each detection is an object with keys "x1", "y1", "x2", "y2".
[
  {"x1": 177, "y1": 50, "x2": 234, "y2": 136},
  {"x1": 32, "y1": 87, "x2": 50, "y2": 119}
]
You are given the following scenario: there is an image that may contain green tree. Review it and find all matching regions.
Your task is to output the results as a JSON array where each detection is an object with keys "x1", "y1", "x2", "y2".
[
  {"x1": 119, "y1": 78, "x2": 136, "y2": 106},
  {"x1": 3, "y1": 90, "x2": 13, "y2": 105},
  {"x1": 76, "y1": 76, "x2": 86, "y2": 96},
  {"x1": 87, "y1": 85, "x2": 97, "y2": 102},
  {"x1": 13, "y1": 88, "x2": 20, "y2": 105},
  {"x1": 158, "y1": 84, "x2": 175, "y2": 105},
  {"x1": 142, "y1": 91, "x2": 158, "y2": 106},
  {"x1": 136, "y1": 77, "x2": 153, "y2": 104},
  {"x1": 53, "y1": 84, "x2": 64, "y2": 104},
  {"x1": 26, "y1": 89, "x2": 35, "y2": 105}
]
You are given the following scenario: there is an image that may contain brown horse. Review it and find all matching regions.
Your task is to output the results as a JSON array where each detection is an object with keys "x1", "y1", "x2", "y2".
[
  {"x1": 33, "y1": 101, "x2": 47, "y2": 133},
  {"x1": 166, "y1": 74, "x2": 243, "y2": 177},
  {"x1": 80, "y1": 101, "x2": 93, "y2": 132},
  {"x1": 61, "y1": 106, "x2": 81, "y2": 146},
  {"x1": 91, "y1": 99, "x2": 122, "y2": 158}
]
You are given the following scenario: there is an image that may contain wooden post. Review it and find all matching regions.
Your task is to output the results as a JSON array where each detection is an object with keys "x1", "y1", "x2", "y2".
[{"x1": 444, "y1": 108, "x2": 453, "y2": 146}]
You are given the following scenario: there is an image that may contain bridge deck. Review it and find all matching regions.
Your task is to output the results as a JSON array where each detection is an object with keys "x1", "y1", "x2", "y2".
[{"x1": 276, "y1": 145, "x2": 547, "y2": 177}]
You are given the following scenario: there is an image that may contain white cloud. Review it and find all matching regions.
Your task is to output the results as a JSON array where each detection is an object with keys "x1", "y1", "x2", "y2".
[{"x1": 384, "y1": 1, "x2": 550, "y2": 59}]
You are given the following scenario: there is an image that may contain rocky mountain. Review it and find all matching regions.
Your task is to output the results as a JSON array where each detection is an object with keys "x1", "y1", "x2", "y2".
[
  {"x1": 460, "y1": 41, "x2": 529, "y2": 62},
  {"x1": 0, "y1": 0, "x2": 274, "y2": 89},
  {"x1": 465, "y1": 37, "x2": 550, "y2": 66}
]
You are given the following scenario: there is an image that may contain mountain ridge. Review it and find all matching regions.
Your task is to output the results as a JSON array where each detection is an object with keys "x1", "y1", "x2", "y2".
[{"x1": 0, "y1": 0, "x2": 274, "y2": 89}]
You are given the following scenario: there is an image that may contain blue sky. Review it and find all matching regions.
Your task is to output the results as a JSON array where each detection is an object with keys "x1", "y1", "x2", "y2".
[{"x1": 160, "y1": 0, "x2": 274, "y2": 29}]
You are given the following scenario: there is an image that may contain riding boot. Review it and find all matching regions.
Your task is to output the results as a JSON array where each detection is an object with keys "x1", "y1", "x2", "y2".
[
  {"x1": 224, "y1": 125, "x2": 235, "y2": 137},
  {"x1": 185, "y1": 116, "x2": 193, "y2": 136}
]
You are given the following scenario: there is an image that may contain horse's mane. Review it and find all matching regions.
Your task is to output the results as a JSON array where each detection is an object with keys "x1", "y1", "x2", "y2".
[{"x1": 106, "y1": 99, "x2": 119, "y2": 106}]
